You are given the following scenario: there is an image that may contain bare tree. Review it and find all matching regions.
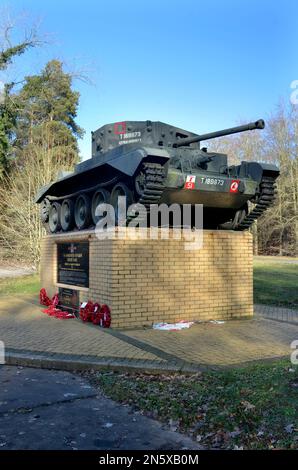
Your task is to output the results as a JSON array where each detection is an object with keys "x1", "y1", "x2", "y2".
[
  {"x1": 0, "y1": 123, "x2": 79, "y2": 265},
  {"x1": 207, "y1": 107, "x2": 298, "y2": 257}
]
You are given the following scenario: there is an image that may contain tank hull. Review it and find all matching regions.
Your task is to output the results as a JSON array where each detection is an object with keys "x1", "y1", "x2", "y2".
[{"x1": 36, "y1": 120, "x2": 279, "y2": 233}]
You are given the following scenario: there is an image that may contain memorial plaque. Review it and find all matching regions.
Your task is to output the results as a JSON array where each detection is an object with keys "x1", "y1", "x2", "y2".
[
  {"x1": 57, "y1": 242, "x2": 89, "y2": 288},
  {"x1": 58, "y1": 287, "x2": 79, "y2": 313}
]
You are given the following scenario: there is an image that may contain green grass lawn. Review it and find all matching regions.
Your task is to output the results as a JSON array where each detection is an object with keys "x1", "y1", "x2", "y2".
[
  {"x1": 90, "y1": 359, "x2": 298, "y2": 450},
  {"x1": 253, "y1": 257, "x2": 298, "y2": 309},
  {"x1": 0, "y1": 274, "x2": 40, "y2": 296}
]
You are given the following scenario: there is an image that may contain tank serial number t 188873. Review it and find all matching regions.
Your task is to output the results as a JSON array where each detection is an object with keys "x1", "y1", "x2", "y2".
[{"x1": 36, "y1": 118, "x2": 279, "y2": 233}]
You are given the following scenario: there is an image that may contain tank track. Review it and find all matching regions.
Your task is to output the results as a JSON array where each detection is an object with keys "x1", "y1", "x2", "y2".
[
  {"x1": 42, "y1": 164, "x2": 277, "y2": 232},
  {"x1": 127, "y1": 162, "x2": 166, "y2": 224},
  {"x1": 235, "y1": 175, "x2": 277, "y2": 231}
]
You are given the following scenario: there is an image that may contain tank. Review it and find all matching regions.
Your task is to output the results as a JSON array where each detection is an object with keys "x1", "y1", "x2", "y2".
[{"x1": 35, "y1": 119, "x2": 279, "y2": 232}]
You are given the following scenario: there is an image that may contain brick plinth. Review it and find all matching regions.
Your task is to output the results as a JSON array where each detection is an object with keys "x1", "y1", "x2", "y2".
[{"x1": 40, "y1": 229, "x2": 253, "y2": 328}]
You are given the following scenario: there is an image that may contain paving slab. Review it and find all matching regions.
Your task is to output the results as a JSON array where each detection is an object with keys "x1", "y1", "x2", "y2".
[
  {"x1": 0, "y1": 294, "x2": 297, "y2": 372},
  {"x1": 124, "y1": 317, "x2": 298, "y2": 367},
  {"x1": 0, "y1": 295, "x2": 163, "y2": 363}
]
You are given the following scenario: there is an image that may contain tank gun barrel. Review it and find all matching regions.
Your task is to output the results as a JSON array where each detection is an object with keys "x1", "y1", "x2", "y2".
[{"x1": 173, "y1": 119, "x2": 265, "y2": 148}]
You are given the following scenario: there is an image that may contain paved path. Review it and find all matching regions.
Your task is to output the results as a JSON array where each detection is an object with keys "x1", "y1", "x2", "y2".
[
  {"x1": 0, "y1": 295, "x2": 166, "y2": 371},
  {"x1": 255, "y1": 304, "x2": 298, "y2": 324},
  {"x1": 254, "y1": 255, "x2": 298, "y2": 264},
  {"x1": 0, "y1": 295, "x2": 297, "y2": 372},
  {"x1": 0, "y1": 266, "x2": 35, "y2": 279},
  {"x1": 0, "y1": 365, "x2": 199, "y2": 450},
  {"x1": 124, "y1": 316, "x2": 297, "y2": 367}
]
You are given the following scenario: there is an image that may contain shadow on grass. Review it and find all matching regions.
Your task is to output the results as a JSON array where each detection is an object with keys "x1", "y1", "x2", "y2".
[{"x1": 253, "y1": 261, "x2": 298, "y2": 309}]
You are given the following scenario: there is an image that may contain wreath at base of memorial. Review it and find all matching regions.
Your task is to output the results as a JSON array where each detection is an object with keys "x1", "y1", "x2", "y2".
[
  {"x1": 39, "y1": 288, "x2": 111, "y2": 326},
  {"x1": 79, "y1": 301, "x2": 111, "y2": 328}
]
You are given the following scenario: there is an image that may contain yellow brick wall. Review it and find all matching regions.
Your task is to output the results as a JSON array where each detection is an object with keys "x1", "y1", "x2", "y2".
[{"x1": 40, "y1": 229, "x2": 253, "y2": 328}]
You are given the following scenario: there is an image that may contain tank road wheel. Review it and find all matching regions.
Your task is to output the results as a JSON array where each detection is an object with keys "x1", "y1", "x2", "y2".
[
  {"x1": 74, "y1": 194, "x2": 91, "y2": 230},
  {"x1": 48, "y1": 202, "x2": 61, "y2": 233},
  {"x1": 110, "y1": 183, "x2": 133, "y2": 225},
  {"x1": 61, "y1": 199, "x2": 75, "y2": 232},
  {"x1": 91, "y1": 189, "x2": 110, "y2": 225},
  {"x1": 40, "y1": 198, "x2": 50, "y2": 224}
]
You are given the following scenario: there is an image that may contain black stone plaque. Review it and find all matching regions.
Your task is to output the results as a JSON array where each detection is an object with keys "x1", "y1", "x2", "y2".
[
  {"x1": 57, "y1": 242, "x2": 89, "y2": 288},
  {"x1": 58, "y1": 287, "x2": 79, "y2": 313}
]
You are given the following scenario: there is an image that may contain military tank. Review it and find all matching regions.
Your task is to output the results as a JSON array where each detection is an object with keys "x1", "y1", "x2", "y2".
[{"x1": 36, "y1": 119, "x2": 279, "y2": 232}]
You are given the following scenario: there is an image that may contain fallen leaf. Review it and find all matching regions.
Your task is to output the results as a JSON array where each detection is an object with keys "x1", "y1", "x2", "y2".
[
  {"x1": 241, "y1": 400, "x2": 256, "y2": 411},
  {"x1": 229, "y1": 430, "x2": 242, "y2": 438},
  {"x1": 285, "y1": 424, "x2": 294, "y2": 434}
]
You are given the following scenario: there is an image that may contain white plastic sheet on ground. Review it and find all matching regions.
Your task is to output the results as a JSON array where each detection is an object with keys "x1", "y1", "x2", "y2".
[{"x1": 153, "y1": 321, "x2": 194, "y2": 331}]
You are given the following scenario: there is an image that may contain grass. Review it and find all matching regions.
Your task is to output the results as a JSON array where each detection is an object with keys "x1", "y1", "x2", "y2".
[
  {"x1": 0, "y1": 274, "x2": 40, "y2": 296},
  {"x1": 253, "y1": 257, "x2": 298, "y2": 309},
  {"x1": 90, "y1": 360, "x2": 298, "y2": 450}
]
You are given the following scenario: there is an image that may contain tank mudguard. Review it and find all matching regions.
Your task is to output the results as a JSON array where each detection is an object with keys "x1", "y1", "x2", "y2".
[
  {"x1": 238, "y1": 161, "x2": 279, "y2": 182},
  {"x1": 35, "y1": 147, "x2": 170, "y2": 203},
  {"x1": 35, "y1": 183, "x2": 53, "y2": 203},
  {"x1": 257, "y1": 162, "x2": 280, "y2": 175}
]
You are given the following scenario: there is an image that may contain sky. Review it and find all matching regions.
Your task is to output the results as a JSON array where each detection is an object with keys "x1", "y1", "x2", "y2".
[{"x1": 1, "y1": 0, "x2": 298, "y2": 160}]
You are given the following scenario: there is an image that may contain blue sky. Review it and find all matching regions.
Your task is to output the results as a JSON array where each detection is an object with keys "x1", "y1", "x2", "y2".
[{"x1": 2, "y1": 0, "x2": 297, "y2": 159}]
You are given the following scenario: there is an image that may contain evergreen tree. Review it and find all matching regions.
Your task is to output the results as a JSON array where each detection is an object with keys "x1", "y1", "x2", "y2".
[
  {"x1": 14, "y1": 60, "x2": 84, "y2": 169},
  {"x1": 0, "y1": 59, "x2": 84, "y2": 264},
  {"x1": 0, "y1": 41, "x2": 35, "y2": 177}
]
